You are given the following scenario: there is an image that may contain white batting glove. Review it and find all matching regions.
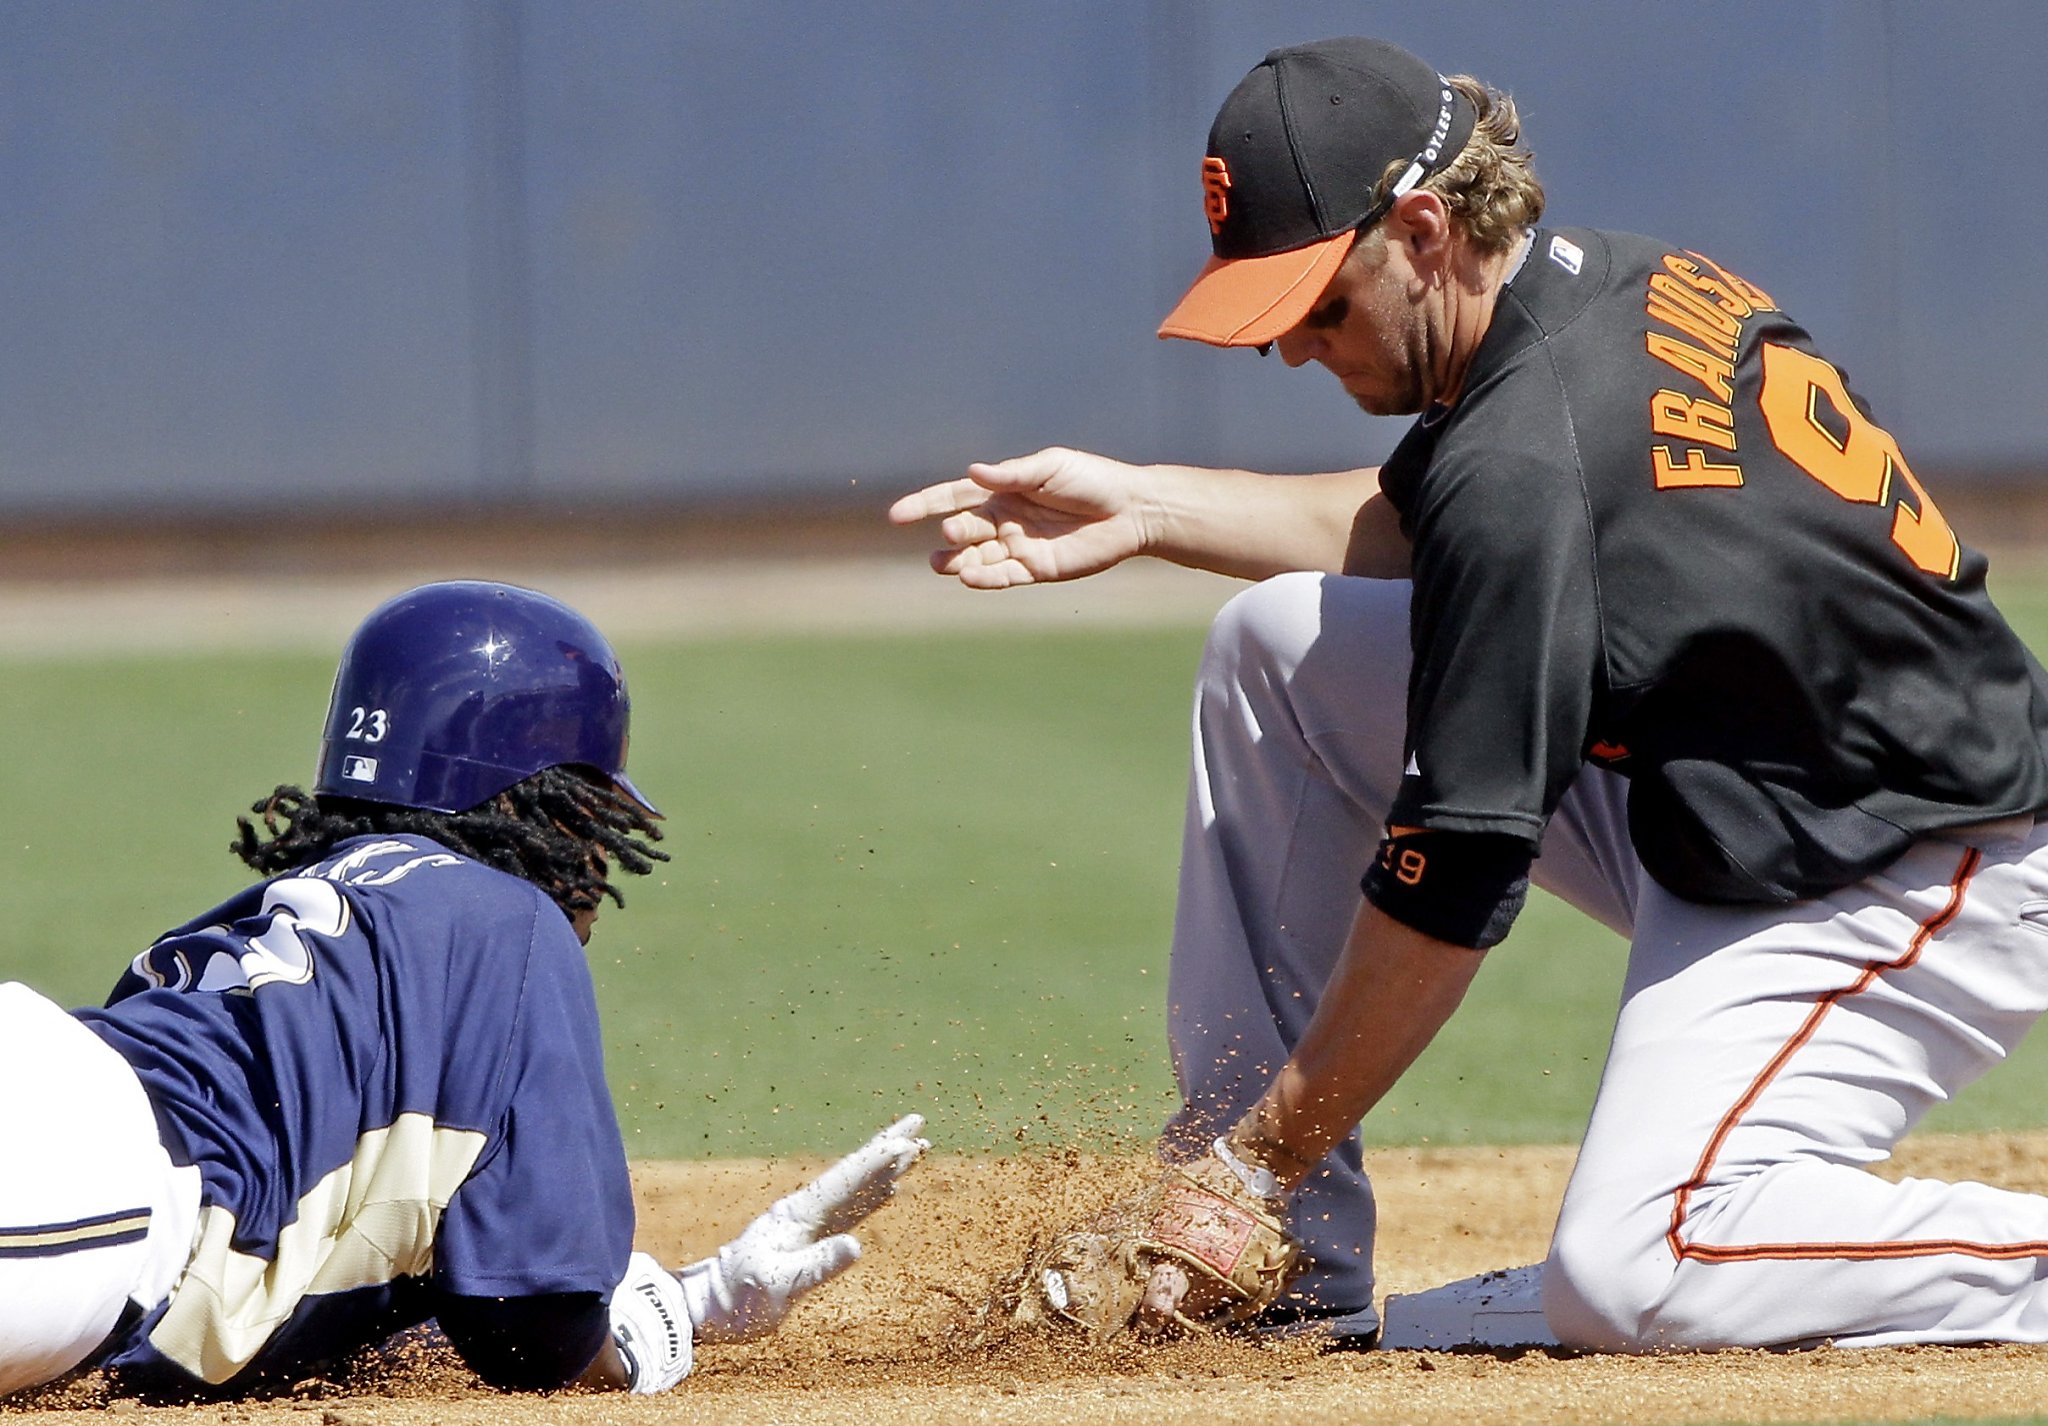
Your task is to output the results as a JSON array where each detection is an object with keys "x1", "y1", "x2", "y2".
[
  {"x1": 608, "y1": 1251, "x2": 694, "y2": 1393},
  {"x1": 679, "y1": 1113, "x2": 928, "y2": 1344}
]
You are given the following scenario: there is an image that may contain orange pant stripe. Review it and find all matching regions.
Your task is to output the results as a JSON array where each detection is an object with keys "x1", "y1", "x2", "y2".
[{"x1": 1664, "y1": 847, "x2": 2006, "y2": 1265}]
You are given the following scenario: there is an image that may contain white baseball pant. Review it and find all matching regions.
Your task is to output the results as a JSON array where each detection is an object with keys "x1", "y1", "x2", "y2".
[
  {"x1": 1162, "y1": 571, "x2": 2048, "y2": 1347},
  {"x1": 0, "y1": 983, "x2": 200, "y2": 1396}
]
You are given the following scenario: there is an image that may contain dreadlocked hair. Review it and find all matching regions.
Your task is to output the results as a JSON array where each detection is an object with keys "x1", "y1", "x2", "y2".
[{"x1": 233, "y1": 765, "x2": 668, "y2": 919}]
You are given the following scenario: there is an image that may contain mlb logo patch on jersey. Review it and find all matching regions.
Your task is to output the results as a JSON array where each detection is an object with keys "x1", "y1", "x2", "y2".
[
  {"x1": 1548, "y1": 235, "x2": 1584, "y2": 275},
  {"x1": 341, "y1": 755, "x2": 379, "y2": 783}
]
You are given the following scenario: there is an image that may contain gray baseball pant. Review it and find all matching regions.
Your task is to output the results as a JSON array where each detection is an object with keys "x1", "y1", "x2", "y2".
[{"x1": 1162, "y1": 572, "x2": 2048, "y2": 1347}]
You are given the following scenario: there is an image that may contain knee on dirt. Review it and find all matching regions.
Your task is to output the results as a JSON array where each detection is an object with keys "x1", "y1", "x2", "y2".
[{"x1": 1543, "y1": 1200, "x2": 1726, "y2": 1351}]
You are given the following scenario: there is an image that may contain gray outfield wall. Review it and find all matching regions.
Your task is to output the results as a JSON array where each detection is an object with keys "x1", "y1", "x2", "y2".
[{"x1": 2, "y1": 1, "x2": 2042, "y2": 517}]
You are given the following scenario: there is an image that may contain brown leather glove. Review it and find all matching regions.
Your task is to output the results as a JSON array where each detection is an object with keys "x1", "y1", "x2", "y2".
[{"x1": 977, "y1": 1147, "x2": 1299, "y2": 1341}]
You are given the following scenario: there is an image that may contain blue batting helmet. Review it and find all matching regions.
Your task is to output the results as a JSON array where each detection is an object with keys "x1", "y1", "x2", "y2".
[{"x1": 314, "y1": 580, "x2": 657, "y2": 816}]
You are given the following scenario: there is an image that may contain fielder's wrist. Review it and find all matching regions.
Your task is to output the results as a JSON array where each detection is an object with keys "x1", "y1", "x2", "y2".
[
  {"x1": 1221, "y1": 1124, "x2": 1316, "y2": 1196},
  {"x1": 1210, "y1": 1136, "x2": 1282, "y2": 1201}
]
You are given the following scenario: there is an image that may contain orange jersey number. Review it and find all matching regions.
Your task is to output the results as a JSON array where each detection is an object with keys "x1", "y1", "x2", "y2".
[
  {"x1": 1379, "y1": 839, "x2": 1428, "y2": 887},
  {"x1": 1757, "y1": 343, "x2": 1960, "y2": 580}
]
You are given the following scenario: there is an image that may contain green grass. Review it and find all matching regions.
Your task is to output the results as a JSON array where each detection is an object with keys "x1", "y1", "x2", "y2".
[
  {"x1": 0, "y1": 629, "x2": 1203, "y2": 1159},
  {"x1": 0, "y1": 650, "x2": 336, "y2": 1007},
  {"x1": 602, "y1": 626, "x2": 1204, "y2": 1157},
  {"x1": 5, "y1": 571, "x2": 2048, "y2": 1159}
]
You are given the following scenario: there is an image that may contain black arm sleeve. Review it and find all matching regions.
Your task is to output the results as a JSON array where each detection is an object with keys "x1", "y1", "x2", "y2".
[
  {"x1": 1361, "y1": 829, "x2": 1533, "y2": 950},
  {"x1": 436, "y1": 1291, "x2": 610, "y2": 1392}
]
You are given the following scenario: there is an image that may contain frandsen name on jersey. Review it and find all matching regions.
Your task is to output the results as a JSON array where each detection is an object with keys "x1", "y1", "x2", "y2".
[
  {"x1": 1643, "y1": 249, "x2": 1959, "y2": 580},
  {"x1": 1643, "y1": 250, "x2": 1775, "y2": 491}
]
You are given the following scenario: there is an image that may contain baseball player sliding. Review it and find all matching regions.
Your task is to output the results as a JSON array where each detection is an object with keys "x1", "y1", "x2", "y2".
[
  {"x1": 894, "y1": 35, "x2": 2048, "y2": 1351},
  {"x1": 0, "y1": 580, "x2": 926, "y2": 1399}
]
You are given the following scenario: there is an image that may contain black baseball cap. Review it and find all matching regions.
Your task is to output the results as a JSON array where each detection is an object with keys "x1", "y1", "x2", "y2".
[{"x1": 1158, "y1": 37, "x2": 1477, "y2": 347}]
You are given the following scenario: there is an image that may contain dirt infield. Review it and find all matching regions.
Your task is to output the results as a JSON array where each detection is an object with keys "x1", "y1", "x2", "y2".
[
  {"x1": 3, "y1": 493, "x2": 2046, "y2": 658},
  {"x1": 0, "y1": 500, "x2": 1242, "y2": 657},
  {"x1": 7, "y1": 1133, "x2": 2048, "y2": 1425},
  {"x1": 0, "y1": 549, "x2": 1234, "y2": 657}
]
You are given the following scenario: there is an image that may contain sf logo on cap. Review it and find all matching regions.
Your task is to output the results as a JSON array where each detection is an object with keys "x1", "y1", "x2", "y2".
[{"x1": 1202, "y1": 156, "x2": 1232, "y2": 234}]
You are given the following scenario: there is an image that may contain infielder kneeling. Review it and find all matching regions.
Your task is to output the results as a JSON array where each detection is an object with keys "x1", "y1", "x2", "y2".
[
  {"x1": 897, "y1": 34, "x2": 2048, "y2": 1354},
  {"x1": 0, "y1": 579, "x2": 925, "y2": 1399}
]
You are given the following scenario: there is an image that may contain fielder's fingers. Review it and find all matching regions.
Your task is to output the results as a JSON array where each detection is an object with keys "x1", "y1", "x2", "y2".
[
  {"x1": 958, "y1": 554, "x2": 1038, "y2": 590},
  {"x1": 965, "y1": 448, "x2": 1070, "y2": 490},
  {"x1": 1136, "y1": 1261, "x2": 1189, "y2": 1335},
  {"x1": 938, "y1": 506, "x2": 1002, "y2": 549},
  {"x1": 934, "y1": 542, "x2": 1038, "y2": 590},
  {"x1": 887, "y1": 477, "x2": 995, "y2": 526}
]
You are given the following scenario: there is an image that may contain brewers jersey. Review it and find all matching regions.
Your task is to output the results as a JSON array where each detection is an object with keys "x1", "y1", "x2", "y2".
[
  {"x1": 75, "y1": 835, "x2": 634, "y2": 1390},
  {"x1": 1375, "y1": 226, "x2": 2048, "y2": 909}
]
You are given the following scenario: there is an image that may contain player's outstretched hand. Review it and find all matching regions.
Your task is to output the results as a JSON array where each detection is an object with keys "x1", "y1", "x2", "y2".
[
  {"x1": 678, "y1": 1114, "x2": 929, "y2": 1344},
  {"x1": 887, "y1": 447, "x2": 1149, "y2": 589}
]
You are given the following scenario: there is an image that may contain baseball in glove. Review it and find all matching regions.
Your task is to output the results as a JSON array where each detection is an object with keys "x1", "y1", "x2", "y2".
[{"x1": 977, "y1": 1140, "x2": 1300, "y2": 1341}]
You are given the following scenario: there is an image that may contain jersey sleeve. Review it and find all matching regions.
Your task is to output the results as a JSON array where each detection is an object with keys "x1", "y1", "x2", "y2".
[
  {"x1": 430, "y1": 903, "x2": 635, "y2": 1301},
  {"x1": 1390, "y1": 441, "x2": 1604, "y2": 844}
]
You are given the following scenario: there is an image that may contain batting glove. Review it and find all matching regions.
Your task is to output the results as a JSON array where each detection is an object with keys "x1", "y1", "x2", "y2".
[
  {"x1": 679, "y1": 1113, "x2": 929, "y2": 1344},
  {"x1": 608, "y1": 1251, "x2": 694, "y2": 1393}
]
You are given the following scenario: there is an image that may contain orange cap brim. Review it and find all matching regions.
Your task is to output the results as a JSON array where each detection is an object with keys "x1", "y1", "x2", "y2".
[{"x1": 1156, "y1": 229, "x2": 1357, "y2": 347}]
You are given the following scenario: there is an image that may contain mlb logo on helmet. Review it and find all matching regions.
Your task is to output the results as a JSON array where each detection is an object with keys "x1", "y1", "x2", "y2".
[{"x1": 313, "y1": 581, "x2": 654, "y2": 817}]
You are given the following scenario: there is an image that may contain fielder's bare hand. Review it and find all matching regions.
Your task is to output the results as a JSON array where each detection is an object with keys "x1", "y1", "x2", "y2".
[
  {"x1": 887, "y1": 447, "x2": 1150, "y2": 589},
  {"x1": 891, "y1": 449, "x2": 1408, "y2": 586}
]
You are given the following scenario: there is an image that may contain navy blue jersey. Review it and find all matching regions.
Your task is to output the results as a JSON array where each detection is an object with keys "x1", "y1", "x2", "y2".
[{"x1": 75, "y1": 835, "x2": 634, "y2": 1390}]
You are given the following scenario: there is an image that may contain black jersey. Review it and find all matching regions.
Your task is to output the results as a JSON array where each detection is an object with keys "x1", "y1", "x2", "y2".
[{"x1": 1376, "y1": 226, "x2": 2048, "y2": 905}]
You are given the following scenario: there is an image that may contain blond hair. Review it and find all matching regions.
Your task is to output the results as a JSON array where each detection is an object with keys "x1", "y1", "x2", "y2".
[{"x1": 1374, "y1": 74, "x2": 1543, "y2": 254}]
